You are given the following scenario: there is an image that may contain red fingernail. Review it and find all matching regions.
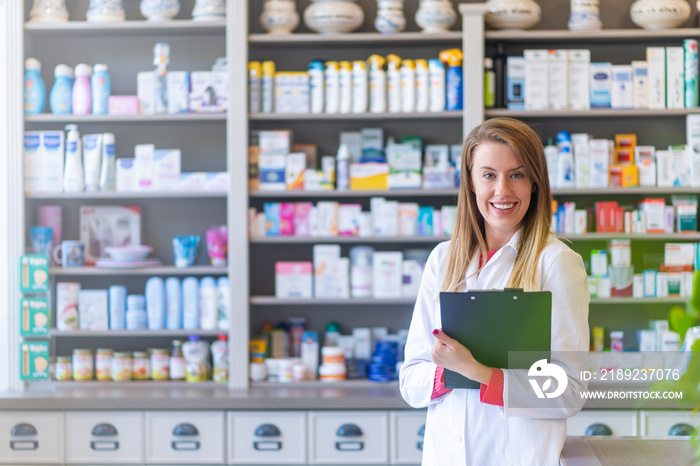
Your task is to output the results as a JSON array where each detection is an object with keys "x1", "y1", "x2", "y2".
[{"x1": 432, "y1": 329, "x2": 439, "y2": 336}]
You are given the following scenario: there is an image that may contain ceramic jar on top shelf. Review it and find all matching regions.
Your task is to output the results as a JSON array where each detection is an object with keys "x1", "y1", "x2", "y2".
[
  {"x1": 484, "y1": 0, "x2": 541, "y2": 30},
  {"x1": 260, "y1": 0, "x2": 300, "y2": 34},
  {"x1": 192, "y1": 0, "x2": 226, "y2": 21},
  {"x1": 568, "y1": 0, "x2": 602, "y2": 31},
  {"x1": 375, "y1": 0, "x2": 406, "y2": 33},
  {"x1": 630, "y1": 0, "x2": 691, "y2": 30},
  {"x1": 415, "y1": 0, "x2": 457, "y2": 33},
  {"x1": 29, "y1": 0, "x2": 69, "y2": 22},
  {"x1": 140, "y1": 0, "x2": 180, "y2": 21},
  {"x1": 86, "y1": 0, "x2": 126, "y2": 22},
  {"x1": 303, "y1": 0, "x2": 365, "y2": 34}
]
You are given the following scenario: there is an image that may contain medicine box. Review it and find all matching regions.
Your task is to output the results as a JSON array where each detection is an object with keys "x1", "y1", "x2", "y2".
[
  {"x1": 19, "y1": 341, "x2": 49, "y2": 381},
  {"x1": 152, "y1": 149, "x2": 181, "y2": 191},
  {"x1": 507, "y1": 56, "x2": 525, "y2": 110},
  {"x1": 19, "y1": 298, "x2": 49, "y2": 337},
  {"x1": 78, "y1": 290, "x2": 108, "y2": 331},
  {"x1": 189, "y1": 71, "x2": 228, "y2": 113},
  {"x1": 568, "y1": 50, "x2": 591, "y2": 110},
  {"x1": 611, "y1": 65, "x2": 633, "y2": 109},
  {"x1": 19, "y1": 255, "x2": 49, "y2": 294},
  {"x1": 524, "y1": 50, "x2": 549, "y2": 110},
  {"x1": 137, "y1": 71, "x2": 155, "y2": 115},
  {"x1": 548, "y1": 50, "x2": 568, "y2": 110},
  {"x1": 666, "y1": 47, "x2": 684, "y2": 109},
  {"x1": 646, "y1": 47, "x2": 666, "y2": 109},
  {"x1": 632, "y1": 61, "x2": 648, "y2": 109},
  {"x1": 590, "y1": 62, "x2": 612, "y2": 108},
  {"x1": 275, "y1": 262, "x2": 313, "y2": 298},
  {"x1": 167, "y1": 71, "x2": 190, "y2": 114},
  {"x1": 350, "y1": 163, "x2": 389, "y2": 190},
  {"x1": 372, "y1": 251, "x2": 404, "y2": 298}
]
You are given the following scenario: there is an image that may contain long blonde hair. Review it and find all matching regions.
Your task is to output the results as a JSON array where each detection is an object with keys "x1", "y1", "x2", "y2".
[{"x1": 441, "y1": 117, "x2": 552, "y2": 292}]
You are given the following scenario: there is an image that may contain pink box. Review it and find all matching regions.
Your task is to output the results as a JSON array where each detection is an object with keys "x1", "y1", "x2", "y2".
[
  {"x1": 280, "y1": 203, "x2": 295, "y2": 236},
  {"x1": 275, "y1": 261, "x2": 313, "y2": 298},
  {"x1": 108, "y1": 96, "x2": 139, "y2": 115},
  {"x1": 294, "y1": 203, "x2": 313, "y2": 237}
]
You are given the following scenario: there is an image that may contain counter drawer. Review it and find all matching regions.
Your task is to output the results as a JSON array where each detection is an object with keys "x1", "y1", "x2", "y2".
[
  {"x1": 308, "y1": 411, "x2": 388, "y2": 464},
  {"x1": 640, "y1": 410, "x2": 698, "y2": 437},
  {"x1": 0, "y1": 411, "x2": 64, "y2": 464},
  {"x1": 65, "y1": 411, "x2": 143, "y2": 464},
  {"x1": 389, "y1": 411, "x2": 426, "y2": 465},
  {"x1": 227, "y1": 411, "x2": 306, "y2": 464},
  {"x1": 567, "y1": 410, "x2": 639, "y2": 436},
  {"x1": 146, "y1": 411, "x2": 224, "y2": 464}
]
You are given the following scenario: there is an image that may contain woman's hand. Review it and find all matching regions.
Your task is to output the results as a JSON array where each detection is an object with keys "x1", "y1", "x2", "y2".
[{"x1": 431, "y1": 329, "x2": 492, "y2": 385}]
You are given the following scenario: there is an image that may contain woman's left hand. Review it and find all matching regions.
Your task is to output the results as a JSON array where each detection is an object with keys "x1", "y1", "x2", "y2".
[{"x1": 431, "y1": 329, "x2": 492, "y2": 385}]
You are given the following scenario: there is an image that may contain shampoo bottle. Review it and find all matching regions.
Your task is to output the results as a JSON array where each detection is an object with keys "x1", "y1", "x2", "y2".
[
  {"x1": 145, "y1": 277, "x2": 166, "y2": 331},
  {"x1": 99, "y1": 133, "x2": 116, "y2": 191},
  {"x1": 50, "y1": 64, "x2": 73, "y2": 115},
  {"x1": 386, "y1": 54, "x2": 402, "y2": 114},
  {"x1": 24, "y1": 58, "x2": 46, "y2": 115},
  {"x1": 72, "y1": 64, "x2": 92, "y2": 116},
  {"x1": 165, "y1": 277, "x2": 182, "y2": 330},
  {"x1": 182, "y1": 277, "x2": 199, "y2": 330},
  {"x1": 91, "y1": 64, "x2": 111, "y2": 115},
  {"x1": 63, "y1": 124, "x2": 84, "y2": 192}
]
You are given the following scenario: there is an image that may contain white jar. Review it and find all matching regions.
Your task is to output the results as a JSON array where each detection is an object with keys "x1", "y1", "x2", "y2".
[
  {"x1": 29, "y1": 0, "x2": 69, "y2": 23},
  {"x1": 568, "y1": 0, "x2": 602, "y2": 31},
  {"x1": 630, "y1": 0, "x2": 691, "y2": 30},
  {"x1": 375, "y1": 0, "x2": 406, "y2": 34},
  {"x1": 260, "y1": 0, "x2": 300, "y2": 34},
  {"x1": 484, "y1": 0, "x2": 541, "y2": 30},
  {"x1": 303, "y1": 0, "x2": 365, "y2": 34},
  {"x1": 415, "y1": 0, "x2": 457, "y2": 34},
  {"x1": 192, "y1": 0, "x2": 226, "y2": 21},
  {"x1": 86, "y1": 0, "x2": 125, "y2": 22},
  {"x1": 140, "y1": 0, "x2": 180, "y2": 21}
]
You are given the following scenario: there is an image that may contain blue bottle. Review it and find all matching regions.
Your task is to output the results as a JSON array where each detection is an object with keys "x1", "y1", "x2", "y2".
[
  {"x1": 145, "y1": 277, "x2": 165, "y2": 330},
  {"x1": 445, "y1": 53, "x2": 463, "y2": 111},
  {"x1": 182, "y1": 277, "x2": 200, "y2": 330},
  {"x1": 50, "y1": 64, "x2": 73, "y2": 115},
  {"x1": 91, "y1": 64, "x2": 111, "y2": 115},
  {"x1": 24, "y1": 58, "x2": 46, "y2": 114},
  {"x1": 165, "y1": 277, "x2": 182, "y2": 330}
]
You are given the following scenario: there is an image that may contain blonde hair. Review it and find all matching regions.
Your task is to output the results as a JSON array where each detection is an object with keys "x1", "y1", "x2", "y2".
[{"x1": 441, "y1": 117, "x2": 552, "y2": 292}]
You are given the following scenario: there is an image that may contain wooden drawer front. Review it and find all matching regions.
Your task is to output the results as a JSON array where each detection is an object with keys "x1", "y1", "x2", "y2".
[
  {"x1": 308, "y1": 411, "x2": 388, "y2": 464},
  {"x1": 641, "y1": 410, "x2": 698, "y2": 437},
  {"x1": 567, "y1": 410, "x2": 639, "y2": 436},
  {"x1": 0, "y1": 411, "x2": 64, "y2": 464},
  {"x1": 227, "y1": 411, "x2": 306, "y2": 464},
  {"x1": 65, "y1": 411, "x2": 143, "y2": 464},
  {"x1": 146, "y1": 411, "x2": 225, "y2": 464},
  {"x1": 389, "y1": 411, "x2": 425, "y2": 465}
]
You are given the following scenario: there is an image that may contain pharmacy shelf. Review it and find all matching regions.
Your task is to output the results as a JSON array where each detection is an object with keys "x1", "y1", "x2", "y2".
[
  {"x1": 565, "y1": 233, "x2": 700, "y2": 241},
  {"x1": 552, "y1": 187, "x2": 700, "y2": 195},
  {"x1": 48, "y1": 329, "x2": 225, "y2": 338},
  {"x1": 26, "y1": 191, "x2": 227, "y2": 199},
  {"x1": 24, "y1": 113, "x2": 226, "y2": 123},
  {"x1": 50, "y1": 381, "x2": 223, "y2": 389},
  {"x1": 24, "y1": 19, "x2": 225, "y2": 35},
  {"x1": 249, "y1": 111, "x2": 461, "y2": 121},
  {"x1": 251, "y1": 380, "x2": 399, "y2": 388},
  {"x1": 590, "y1": 297, "x2": 686, "y2": 304},
  {"x1": 50, "y1": 266, "x2": 228, "y2": 276},
  {"x1": 248, "y1": 31, "x2": 462, "y2": 46},
  {"x1": 250, "y1": 236, "x2": 448, "y2": 244},
  {"x1": 249, "y1": 189, "x2": 459, "y2": 198},
  {"x1": 486, "y1": 108, "x2": 700, "y2": 118},
  {"x1": 484, "y1": 28, "x2": 700, "y2": 42},
  {"x1": 250, "y1": 296, "x2": 416, "y2": 305}
]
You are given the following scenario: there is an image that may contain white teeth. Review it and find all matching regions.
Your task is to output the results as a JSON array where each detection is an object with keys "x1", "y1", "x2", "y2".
[{"x1": 493, "y1": 203, "x2": 515, "y2": 210}]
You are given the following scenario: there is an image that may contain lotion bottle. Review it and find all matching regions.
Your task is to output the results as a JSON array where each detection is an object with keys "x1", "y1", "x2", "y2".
[
  {"x1": 50, "y1": 64, "x2": 73, "y2": 115},
  {"x1": 72, "y1": 64, "x2": 92, "y2": 115},
  {"x1": 99, "y1": 133, "x2": 116, "y2": 191},
  {"x1": 63, "y1": 124, "x2": 84, "y2": 192},
  {"x1": 24, "y1": 58, "x2": 46, "y2": 115}
]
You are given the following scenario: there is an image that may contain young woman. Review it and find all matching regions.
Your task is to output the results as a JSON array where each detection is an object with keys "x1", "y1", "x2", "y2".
[{"x1": 399, "y1": 117, "x2": 590, "y2": 465}]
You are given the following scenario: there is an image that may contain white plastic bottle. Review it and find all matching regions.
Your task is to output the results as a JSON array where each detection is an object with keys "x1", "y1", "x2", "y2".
[
  {"x1": 91, "y1": 64, "x2": 110, "y2": 115},
  {"x1": 165, "y1": 277, "x2": 182, "y2": 330},
  {"x1": 400, "y1": 59, "x2": 416, "y2": 113},
  {"x1": 82, "y1": 133, "x2": 102, "y2": 192},
  {"x1": 368, "y1": 55, "x2": 387, "y2": 114},
  {"x1": 99, "y1": 133, "x2": 116, "y2": 191},
  {"x1": 351, "y1": 60, "x2": 368, "y2": 114},
  {"x1": 324, "y1": 61, "x2": 340, "y2": 114},
  {"x1": 308, "y1": 60, "x2": 324, "y2": 114},
  {"x1": 216, "y1": 276, "x2": 229, "y2": 331},
  {"x1": 386, "y1": 54, "x2": 402, "y2": 114},
  {"x1": 145, "y1": 277, "x2": 166, "y2": 331},
  {"x1": 428, "y1": 59, "x2": 446, "y2": 113},
  {"x1": 339, "y1": 61, "x2": 352, "y2": 114},
  {"x1": 210, "y1": 334, "x2": 229, "y2": 383},
  {"x1": 199, "y1": 276, "x2": 218, "y2": 331},
  {"x1": 72, "y1": 64, "x2": 92, "y2": 116},
  {"x1": 63, "y1": 124, "x2": 84, "y2": 192},
  {"x1": 336, "y1": 143, "x2": 350, "y2": 191},
  {"x1": 182, "y1": 277, "x2": 199, "y2": 330},
  {"x1": 350, "y1": 246, "x2": 374, "y2": 298},
  {"x1": 415, "y1": 59, "x2": 430, "y2": 113},
  {"x1": 543, "y1": 138, "x2": 558, "y2": 189}
]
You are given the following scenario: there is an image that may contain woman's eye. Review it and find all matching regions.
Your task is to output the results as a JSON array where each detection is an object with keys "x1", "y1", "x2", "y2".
[
  {"x1": 483, "y1": 173, "x2": 494, "y2": 179},
  {"x1": 512, "y1": 172, "x2": 524, "y2": 179}
]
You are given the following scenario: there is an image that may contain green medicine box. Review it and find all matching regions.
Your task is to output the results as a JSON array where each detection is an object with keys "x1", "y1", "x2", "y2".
[
  {"x1": 20, "y1": 298, "x2": 50, "y2": 337},
  {"x1": 19, "y1": 255, "x2": 49, "y2": 294},
  {"x1": 19, "y1": 341, "x2": 49, "y2": 381}
]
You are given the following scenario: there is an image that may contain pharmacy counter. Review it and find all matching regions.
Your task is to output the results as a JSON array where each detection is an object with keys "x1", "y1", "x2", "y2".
[{"x1": 560, "y1": 437, "x2": 695, "y2": 465}]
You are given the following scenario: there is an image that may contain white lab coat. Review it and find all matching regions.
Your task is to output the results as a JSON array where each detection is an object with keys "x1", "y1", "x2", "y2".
[{"x1": 399, "y1": 230, "x2": 590, "y2": 466}]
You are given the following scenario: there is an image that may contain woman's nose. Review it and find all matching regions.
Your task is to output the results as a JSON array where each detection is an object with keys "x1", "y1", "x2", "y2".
[{"x1": 495, "y1": 177, "x2": 512, "y2": 195}]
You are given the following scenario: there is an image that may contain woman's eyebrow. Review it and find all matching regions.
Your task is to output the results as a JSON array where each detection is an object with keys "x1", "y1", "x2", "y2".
[{"x1": 478, "y1": 165, "x2": 525, "y2": 171}]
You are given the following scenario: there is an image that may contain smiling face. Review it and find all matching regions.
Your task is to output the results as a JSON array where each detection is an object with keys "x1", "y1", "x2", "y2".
[{"x1": 470, "y1": 141, "x2": 534, "y2": 251}]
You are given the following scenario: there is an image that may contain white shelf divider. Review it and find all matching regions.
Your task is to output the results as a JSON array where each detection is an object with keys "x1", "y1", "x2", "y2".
[
  {"x1": 250, "y1": 236, "x2": 448, "y2": 244},
  {"x1": 249, "y1": 189, "x2": 459, "y2": 198},
  {"x1": 486, "y1": 108, "x2": 700, "y2": 118},
  {"x1": 25, "y1": 113, "x2": 226, "y2": 123},
  {"x1": 249, "y1": 111, "x2": 461, "y2": 120},
  {"x1": 250, "y1": 297, "x2": 417, "y2": 305},
  {"x1": 50, "y1": 266, "x2": 228, "y2": 276},
  {"x1": 24, "y1": 19, "x2": 225, "y2": 35},
  {"x1": 26, "y1": 191, "x2": 227, "y2": 199},
  {"x1": 565, "y1": 233, "x2": 700, "y2": 241},
  {"x1": 48, "y1": 329, "x2": 225, "y2": 338},
  {"x1": 484, "y1": 28, "x2": 700, "y2": 42},
  {"x1": 248, "y1": 31, "x2": 462, "y2": 45}
]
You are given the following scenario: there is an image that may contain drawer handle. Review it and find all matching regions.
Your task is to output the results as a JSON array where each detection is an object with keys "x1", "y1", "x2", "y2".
[
  {"x1": 254, "y1": 440, "x2": 282, "y2": 451},
  {"x1": 11, "y1": 423, "x2": 37, "y2": 436},
  {"x1": 584, "y1": 423, "x2": 613, "y2": 436},
  {"x1": 335, "y1": 440, "x2": 364, "y2": 451},
  {"x1": 255, "y1": 423, "x2": 281, "y2": 437},
  {"x1": 171, "y1": 440, "x2": 200, "y2": 451},
  {"x1": 173, "y1": 423, "x2": 199, "y2": 436},
  {"x1": 336, "y1": 423, "x2": 363, "y2": 437},
  {"x1": 10, "y1": 440, "x2": 38, "y2": 451},
  {"x1": 91, "y1": 440, "x2": 119, "y2": 451},
  {"x1": 669, "y1": 423, "x2": 696, "y2": 436},
  {"x1": 92, "y1": 423, "x2": 118, "y2": 437}
]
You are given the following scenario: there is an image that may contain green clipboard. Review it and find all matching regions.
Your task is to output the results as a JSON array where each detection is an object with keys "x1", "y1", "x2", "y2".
[{"x1": 439, "y1": 289, "x2": 551, "y2": 389}]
